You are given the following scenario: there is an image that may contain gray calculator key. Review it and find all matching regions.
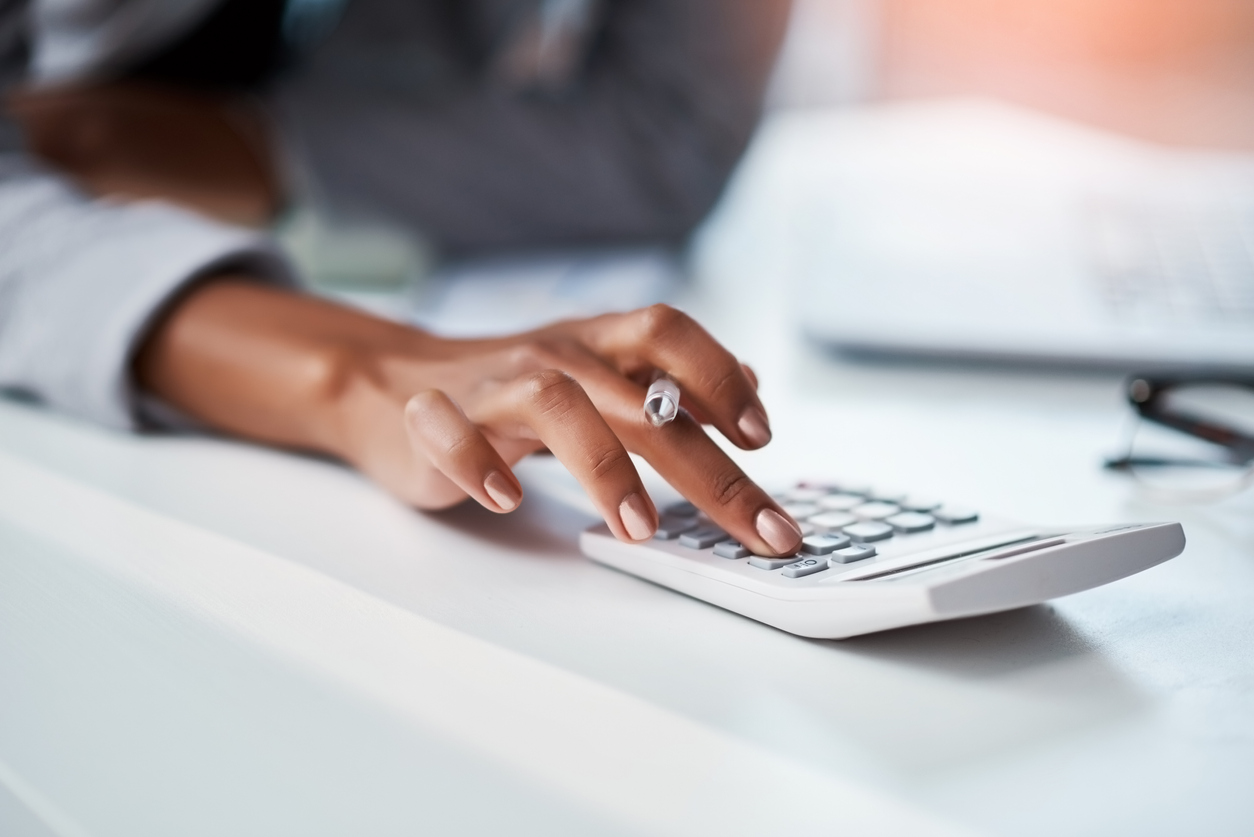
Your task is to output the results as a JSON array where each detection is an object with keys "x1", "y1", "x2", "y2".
[
  {"x1": 678, "y1": 527, "x2": 729, "y2": 549},
  {"x1": 844, "y1": 521, "x2": 894, "y2": 542},
  {"x1": 816, "y1": 494, "x2": 862, "y2": 511},
  {"x1": 809, "y1": 511, "x2": 857, "y2": 531},
  {"x1": 714, "y1": 541, "x2": 750, "y2": 559},
  {"x1": 801, "y1": 533, "x2": 852, "y2": 555},
  {"x1": 934, "y1": 507, "x2": 979, "y2": 524},
  {"x1": 885, "y1": 512, "x2": 936, "y2": 533},
  {"x1": 749, "y1": 554, "x2": 802, "y2": 570},
  {"x1": 782, "y1": 557, "x2": 829, "y2": 578},
  {"x1": 664, "y1": 500, "x2": 698, "y2": 518},
  {"x1": 829, "y1": 544, "x2": 877, "y2": 564},
  {"x1": 851, "y1": 502, "x2": 900, "y2": 520},
  {"x1": 654, "y1": 516, "x2": 699, "y2": 540}
]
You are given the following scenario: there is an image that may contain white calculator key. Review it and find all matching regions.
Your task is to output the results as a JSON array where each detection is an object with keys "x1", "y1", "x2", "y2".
[
  {"x1": 780, "y1": 503, "x2": 819, "y2": 520},
  {"x1": 785, "y1": 487, "x2": 829, "y2": 503},
  {"x1": 816, "y1": 494, "x2": 862, "y2": 511},
  {"x1": 844, "y1": 521, "x2": 894, "y2": 542},
  {"x1": 851, "y1": 502, "x2": 900, "y2": 520},
  {"x1": 714, "y1": 541, "x2": 750, "y2": 559},
  {"x1": 782, "y1": 557, "x2": 828, "y2": 578},
  {"x1": 829, "y1": 544, "x2": 877, "y2": 564},
  {"x1": 885, "y1": 512, "x2": 936, "y2": 533},
  {"x1": 900, "y1": 496, "x2": 942, "y2": 512},
  {"x1": 800, "y1": 533, "x2": 852, "y2": 555},
  {"x1": 934, "y1": 507, "x2": 979, "y2": 524},
  {"x1": 748, "y1": 554, "x2": 802, "y2": 570},
  {"x1": 797, "y1": 522, "x2": 817, "y2": 537},
  {"x1": 809, "y1": 511, "x2": 856, "y2": 531}
]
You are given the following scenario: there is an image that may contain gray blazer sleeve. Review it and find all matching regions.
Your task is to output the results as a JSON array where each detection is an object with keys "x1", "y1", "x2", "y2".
[{"x1": 0, "y1": 159, "x2": 297, "y2": 430}]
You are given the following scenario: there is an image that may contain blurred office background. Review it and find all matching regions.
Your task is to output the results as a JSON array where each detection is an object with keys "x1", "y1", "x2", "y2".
[
  {"x1": 770, "y1": 0, "x2": 1254, "y2": 149},
  {"x1": 331, "y1": 0, "x2": 1254, "y2": 343}
]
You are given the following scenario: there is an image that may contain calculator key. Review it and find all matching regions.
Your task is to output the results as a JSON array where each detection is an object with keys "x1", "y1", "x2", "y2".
[
  {"x1": 780, "y1": 503, "x2": 819, "y2": 520},
  {"x1": 809, "y1": 511, "x2": 857, "y2": 531},
  {"x1": 801, "y1": 533, "x2": 852, "y2": 555},
  {"x1": 885, "y1": 512, "x2": 936, "y2": 533},
  {"x1": 786, "y1": 487, "x2": 829, "y2": 503},
  {"x1": 654, "y1": 516, "x2": 699, "y2": 540},
  {"x1": 816, "y1": 494, "x2": 862, "y2": 511},
  {"x1": 900, "y1": 496, "x2": 942, "y2": 512},
  {"x1": 844, "y1": 521, "x2": 894, "y2": 543},
  {"x1": 678, "y1": 527, "x2": 730, "y2": 549},
  {"x1": 749, "y1": 554, "x2": 803, "y2": 570},
  {"x1": 934, "y1": 507, "x2": 979, "y2": 524},
  {"x1": 714, "y1": 541, "x2": 750, "y2": 559},
  {"x1": 782, "y1": 557, "x2": 829, "y2": 578},
  {"x1": 851, "y1": 502, "x2": 900, "y2": 520},
  {"x1": 797, "y1": 522, "x2": 816, "y2": 537},
  {"x1": 836, "y1": 484, "x2": 873, "y2": 497},
  {"x1": 664, "y1": 500, "x2": 699, "y2": 518},
  {"x1": 867, "y1": 488, "x2": 908, "y2": 503},
  {"x1": 829, "y1": 544, "x2": 877, "y2": 564}
]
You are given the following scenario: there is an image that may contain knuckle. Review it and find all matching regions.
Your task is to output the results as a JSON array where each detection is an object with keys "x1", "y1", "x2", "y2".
[
  {"x1": 505, "y1": 339, "x2": 563, "y2": 373},
  {"x1": 443, "y1": 431, "x2": 480, "y2": 460},
  {"x1": 704, "y1": 364, "x2": 744, "y2": 404},
  {"x1": 523, "y1": 368, "x2": 582, "y2": 416},
  {"x1": 709, "y1": 469, "x2": 754, "y2": 509},
  {"x1": 636, "y1": 303, "x2": 688, "y2": 341},
  {"x1": 406, "y1": 388, "x2": 447, "y2": 412},
  {"x1": 587, "y1": 445, "x2": 632, "y2": 481}
]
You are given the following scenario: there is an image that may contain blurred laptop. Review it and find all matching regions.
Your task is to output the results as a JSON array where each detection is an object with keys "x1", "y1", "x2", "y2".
[{"x1": 794, "y1": 99, "x2": 1254, "y2": 372}]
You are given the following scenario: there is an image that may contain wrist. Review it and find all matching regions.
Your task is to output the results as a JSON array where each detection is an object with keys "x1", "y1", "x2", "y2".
[{"x1": 136, "y1": 278, "x2": 445, "y2": 462}]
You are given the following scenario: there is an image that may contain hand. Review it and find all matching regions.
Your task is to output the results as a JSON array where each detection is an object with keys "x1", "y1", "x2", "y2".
[{"x1": 136, "y1": 280, "x2": 803, "y2": 556}]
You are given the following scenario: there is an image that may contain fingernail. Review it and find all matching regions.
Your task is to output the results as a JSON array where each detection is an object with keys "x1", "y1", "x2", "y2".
[
  {"x1": 737, "y1": 406, "x2": 772, "y2": 448},
  {"x1": 756, "y1": 508, "x2": 801, "y2": 555},
  {"x1": 619, "y1": 493, "x2": 656, "y2": 541},
  {"x1": 483, "y1": 470, "x2": 520, "y2": 511}
]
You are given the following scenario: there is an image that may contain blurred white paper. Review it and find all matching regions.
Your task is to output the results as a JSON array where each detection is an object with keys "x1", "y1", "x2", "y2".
[{"x1": 410, "y1": 247, "x2": 683, "y2": 337}]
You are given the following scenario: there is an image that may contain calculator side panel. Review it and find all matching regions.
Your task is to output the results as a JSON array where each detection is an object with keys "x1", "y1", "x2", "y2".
[{"x1": 924, "y1": 522, "x2": 1186, "y2": 619}]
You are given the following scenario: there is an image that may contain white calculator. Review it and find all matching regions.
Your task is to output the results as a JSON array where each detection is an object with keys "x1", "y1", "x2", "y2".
[{"x1": 580, "y1": 481, "x2": 1186, "y2": 638}]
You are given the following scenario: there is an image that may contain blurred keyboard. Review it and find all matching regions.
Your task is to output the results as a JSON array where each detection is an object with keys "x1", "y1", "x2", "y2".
[{"x1": 1092, "y1": 199, "x2": 1254, "y2": 324}]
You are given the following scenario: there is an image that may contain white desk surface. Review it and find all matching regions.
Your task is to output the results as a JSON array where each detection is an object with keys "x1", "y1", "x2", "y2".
[{"x1": 3, "y1": 108, "x2": 1254, "y2": 837}]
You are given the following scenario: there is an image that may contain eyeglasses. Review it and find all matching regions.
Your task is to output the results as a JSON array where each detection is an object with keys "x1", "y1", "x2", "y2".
[{"x1": 1106, "y1": 373, "x2": 1254, "y2": 501}]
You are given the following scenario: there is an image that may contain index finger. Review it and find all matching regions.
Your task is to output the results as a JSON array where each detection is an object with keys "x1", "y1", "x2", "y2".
[
  {"x1": 620, "y1": 412, "x2": 802, "y2": 557},
  {"x1": 583, "y1": 305, "x2": 772, "y2": 451}
]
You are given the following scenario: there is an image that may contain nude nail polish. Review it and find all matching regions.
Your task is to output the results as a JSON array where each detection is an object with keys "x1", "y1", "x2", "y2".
[
  {"x1": 738, "y1": 406, "x2": 772, "y2": 448},
  {"x1": 756, "y1": 508, "x2": 801, "y2": 554},
  {"x1": 484, "y1": 471, "x2": 520, "y2": 511},
  {"x1": 619, "y1": 493, "x2": 656, "y2": 541}
]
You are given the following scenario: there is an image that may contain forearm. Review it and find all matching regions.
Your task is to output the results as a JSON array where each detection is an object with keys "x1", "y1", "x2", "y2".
[{"x1": 133, "y1": 278, "x2": 433, "y2": 458}]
